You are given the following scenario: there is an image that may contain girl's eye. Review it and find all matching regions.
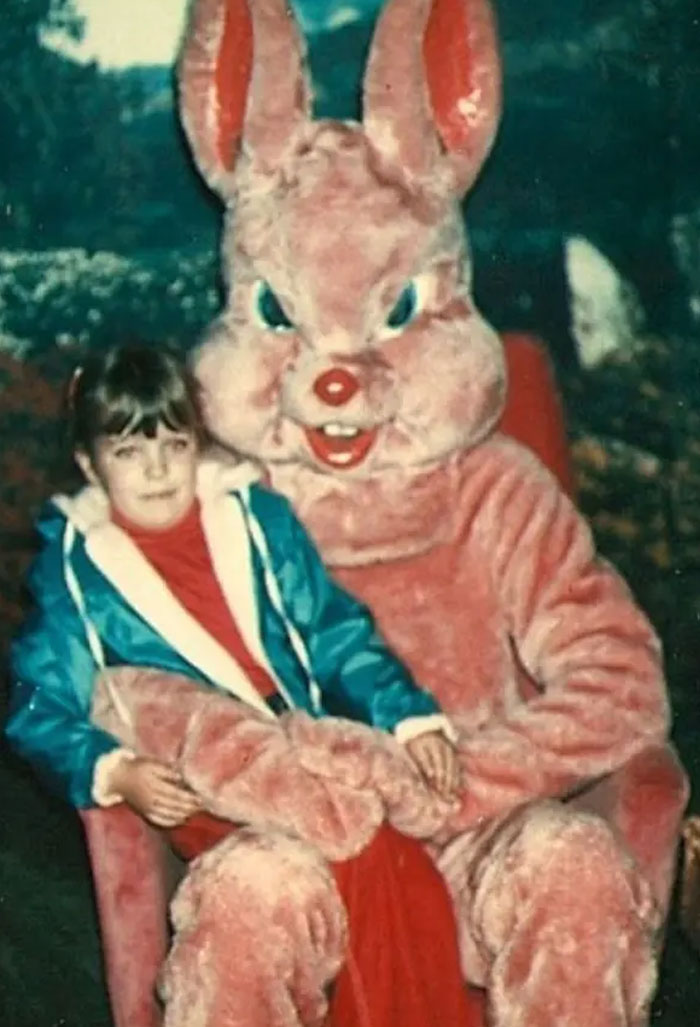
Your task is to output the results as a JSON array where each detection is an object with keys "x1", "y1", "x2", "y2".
[
  {"x1": 255, "y1": 281, "x2": 294, "y2": 331},
  {"x1": 113, "y1": 445, "x2": 138, "y2": 460},
  {"x1": 386, "y1": 281, "x2": 418, "y2": 330},
  {"x1": 166, "y1": 437, "x2": 191, "y2": 452}
]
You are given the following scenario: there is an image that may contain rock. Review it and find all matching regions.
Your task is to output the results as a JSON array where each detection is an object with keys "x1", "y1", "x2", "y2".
[{"x1": 564, "y1": 236, "x2": 645, "y2": 369}]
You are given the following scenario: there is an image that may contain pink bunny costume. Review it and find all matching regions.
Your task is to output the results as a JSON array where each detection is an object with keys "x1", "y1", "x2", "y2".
[{"x1": 164, "y1": 0, "x2": 689, "y2": 1024}]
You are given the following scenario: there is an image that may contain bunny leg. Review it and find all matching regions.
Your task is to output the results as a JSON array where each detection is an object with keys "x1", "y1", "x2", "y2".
[
  {"x1": 161, "y1": 828, "x2": 347, "y2": 1027},
  {"x1": 438, "y1": 801, "x2": 660, "y2": 1027}
]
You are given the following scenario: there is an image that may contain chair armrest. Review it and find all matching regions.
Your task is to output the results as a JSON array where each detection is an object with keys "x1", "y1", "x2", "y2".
[{"x1": 80, "y1": 805, "x2": 185, "y2": 1027}]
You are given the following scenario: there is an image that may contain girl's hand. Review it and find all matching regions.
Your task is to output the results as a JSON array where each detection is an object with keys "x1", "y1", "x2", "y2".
[
  {"x1": 405, "y1": 731, "x2": 462, "y2": 800},
  {"x1": 109, "y1": 755, "x2": 202, "y2": 827}
]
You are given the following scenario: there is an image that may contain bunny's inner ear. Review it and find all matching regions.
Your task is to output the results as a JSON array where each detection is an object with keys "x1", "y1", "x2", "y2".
[
  {"x1": 179, "y1": 0, "x2": 311, "y2": 196},
  {"x1": 363, "y1": 0, "x2": 501, "y2": 196},
  {"x1": 215, "y1": 0, "x2": 254, "y2": 172},
  {"x1": 178, "y1": 0, "x2": 253, "y2": 195},
  {"x1": 423, "y1": 0, "x2": 501, "y2": 191}
]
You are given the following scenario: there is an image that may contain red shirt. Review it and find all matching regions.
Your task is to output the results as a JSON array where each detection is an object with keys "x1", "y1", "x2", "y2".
[{"x1": 113, "y1": 500, "x2": 280, "y2": 701}]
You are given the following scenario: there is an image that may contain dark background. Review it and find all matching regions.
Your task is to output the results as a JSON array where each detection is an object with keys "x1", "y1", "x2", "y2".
[{"x1": 1, "y1": 1, "x2": 699, "y2": 1022}]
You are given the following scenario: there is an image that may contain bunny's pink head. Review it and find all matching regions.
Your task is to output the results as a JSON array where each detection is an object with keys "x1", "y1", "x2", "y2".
[{"x1": 179, "y1": 0, "x2": 505, "y2": 481}]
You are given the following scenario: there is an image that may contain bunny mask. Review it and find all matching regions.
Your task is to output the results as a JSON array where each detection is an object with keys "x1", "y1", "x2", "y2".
[{"x1": 180, "y1": 0, "x2": 505, "y2": 523}]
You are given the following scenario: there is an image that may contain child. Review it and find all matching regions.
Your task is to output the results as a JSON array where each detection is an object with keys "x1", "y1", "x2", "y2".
[{"x1": 6, "y1": 343, "x2": 474, "y2": 1027}]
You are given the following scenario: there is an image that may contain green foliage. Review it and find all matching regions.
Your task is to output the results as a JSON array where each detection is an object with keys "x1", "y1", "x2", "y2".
[
  {"x1": 0, "y1": 0, "x2": 82, "y2": 46},
  {"x1": 0, "y1": 0, "x2": 177, "y2": 252},
  {"x1": 0, "y1": 248, "x2": 221, "y2": 351},
  {"x1": 555, "y1": 328, "x2": 700, "y2": 728}
]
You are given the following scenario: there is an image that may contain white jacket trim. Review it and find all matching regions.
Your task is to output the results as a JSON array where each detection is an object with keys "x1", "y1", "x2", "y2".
[
  {"x1": 54, "y1": 457, "x2": 276, "y2": 719},
  {"x1": 393, "y1": 713, "x2": 457, "y2": 745},
  {"x1": 236, "y1": 487, "x2": 322, "y2": 714},
  {"x1": 92, "y1": 748, "x2": 136, "y2": 806},
  {"x1": 198, "y1": 491, "x2": 295, "y2": 708}
]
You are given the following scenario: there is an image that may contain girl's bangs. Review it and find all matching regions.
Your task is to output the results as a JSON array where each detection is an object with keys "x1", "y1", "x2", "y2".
[{"x1": 98, "y1": 397, "x2": 193, "y2": 439}]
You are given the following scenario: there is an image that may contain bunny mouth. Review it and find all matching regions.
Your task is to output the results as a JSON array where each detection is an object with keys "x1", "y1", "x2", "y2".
[{"x1": 304, "y1": 423, "x2": 377, "y2": 469}]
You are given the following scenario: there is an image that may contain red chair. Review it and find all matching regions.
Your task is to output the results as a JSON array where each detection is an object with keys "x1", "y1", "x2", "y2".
[
  {"x1": 79, "y1": 333, "x2": 688, "y2": 1027},
  {"x1": 498, "y1": 332, "x2": 574, "y2": 495}
]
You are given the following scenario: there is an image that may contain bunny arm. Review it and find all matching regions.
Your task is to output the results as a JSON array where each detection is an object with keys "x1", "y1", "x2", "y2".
[
  {"x1": 93, "y1": 668, "x2": 451, "y2": 861},
  {"x1": 445, "y1": 437, "x2": 669, "y2": 832}
]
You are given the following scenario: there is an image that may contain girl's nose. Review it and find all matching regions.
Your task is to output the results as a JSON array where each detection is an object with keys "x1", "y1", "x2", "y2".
[
  {"x1": 144, "y1": 444, "x2": 168, "y2": 479},
  {"x1": 313, "y1": 367, "x2": 359, "y2": 407}
]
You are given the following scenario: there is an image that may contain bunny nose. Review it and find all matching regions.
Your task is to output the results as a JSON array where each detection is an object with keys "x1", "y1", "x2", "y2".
[{"x1": 313, "y1": 367, "x2": 359, "y2": 407}]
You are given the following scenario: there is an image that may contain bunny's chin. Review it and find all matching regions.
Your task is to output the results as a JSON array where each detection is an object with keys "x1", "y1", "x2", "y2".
[{"x1": 304, "y1": 426, "x2": 378, "y2": 469}]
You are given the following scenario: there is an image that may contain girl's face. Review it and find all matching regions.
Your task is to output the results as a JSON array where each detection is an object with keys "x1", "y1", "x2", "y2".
[{"x1": 76, "y1": 422, "x2": 199, "y2": 531}]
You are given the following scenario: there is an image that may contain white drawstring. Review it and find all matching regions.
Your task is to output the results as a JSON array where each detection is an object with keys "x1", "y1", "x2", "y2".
[
  {"x1": 237, "y1": 489, "x2": 323, "y2": 715},
  {"x1": 62, "y1": 522, "x2": 134, "y2": 729}
]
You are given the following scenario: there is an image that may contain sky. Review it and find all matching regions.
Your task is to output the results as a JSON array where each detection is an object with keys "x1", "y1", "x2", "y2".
[
  {"x1": 47, "y1": 0, "x2": 377, "y2": 68},
  {"x1": 48, "y1": 0, "x2": 190, "y2": 68}
]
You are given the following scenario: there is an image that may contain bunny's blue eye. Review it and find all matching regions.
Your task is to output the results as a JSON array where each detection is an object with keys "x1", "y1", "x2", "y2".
[
  {"x1": 386, "y1": 282, "x2": 418, "y2": 329},
  {"x1": 256, "y1": 281, "x2": 294, "y2": 331}
]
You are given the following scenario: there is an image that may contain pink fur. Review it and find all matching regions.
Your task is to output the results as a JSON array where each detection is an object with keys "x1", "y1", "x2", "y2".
[
  {"x1": 195, "y1": 138, "x2": 506, "y2": 472},
  {"x1": 438, "y1": 802, "x2": 660, "y2": 1022},
  {"x1": 92, "y1": 667, "x2": 454, "y2": 862},
  {"x1": 319, "y1": 436, "x2": 671, "y2": 827},
  {"x1": 161, "y1": 828, "x2": 346, "y2": 1027},
  {"x1": 163, "y1": 0, "x2": 691, "y2": 1023},
  {"x1": 364, "y1": 0, "x2": 501, "y2": 190}
]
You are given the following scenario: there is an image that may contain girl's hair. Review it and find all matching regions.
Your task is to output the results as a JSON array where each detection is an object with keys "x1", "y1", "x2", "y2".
[{"x1": 69, "y1": 343, "x2": 207, "y2": 454}]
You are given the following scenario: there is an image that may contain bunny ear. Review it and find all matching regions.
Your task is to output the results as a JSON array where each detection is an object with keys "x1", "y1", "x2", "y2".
[
  {"x1": 178, "y1": 0, "x2": 311, "y2": 195},
  {"x1": 364, "y1": 0, "x2": 501, "y2": 195}
]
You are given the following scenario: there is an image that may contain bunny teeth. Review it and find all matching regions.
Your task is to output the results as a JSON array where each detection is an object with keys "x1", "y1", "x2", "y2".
[
  {"x1": 319, "y1": 423, "x2": 361, "y2": 438},
  {"x1": 305, "y1": 426, "x2": 378, "y2": 470}
]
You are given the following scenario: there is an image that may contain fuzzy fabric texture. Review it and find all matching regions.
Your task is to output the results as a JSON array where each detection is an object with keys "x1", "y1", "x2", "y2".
[
  {"x1": 92, "y1": 666, "x2": 455, "y2": 862},
  {"x1": 81, "y1": 805, "x2": 173, "y2": 1027},
  {"x1": 112, "y1": 0, "x2": 691, "y2": 1023},
  {"x1": 160, "y1": 828, "x2": 346, "y2": 1027},
  {"x1": 90, "y1": 663, "x2": 676, "y2": 1027},
  {"x1": 437, "y1": 801, "x2": 661, "y2": 1026}
]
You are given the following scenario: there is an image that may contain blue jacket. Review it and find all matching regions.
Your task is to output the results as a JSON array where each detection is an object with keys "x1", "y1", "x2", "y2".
[{"x1": 6, "y1": 458, "x2": 441, "y2": 808}]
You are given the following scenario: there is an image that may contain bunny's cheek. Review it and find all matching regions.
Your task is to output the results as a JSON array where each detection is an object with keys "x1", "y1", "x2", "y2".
[
  {"x1": 304, "y1": 426, "x2": 378, "y2": 470},
  {"x1": 478, "y1": 380, "x2": 507, "y2": 427}
]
